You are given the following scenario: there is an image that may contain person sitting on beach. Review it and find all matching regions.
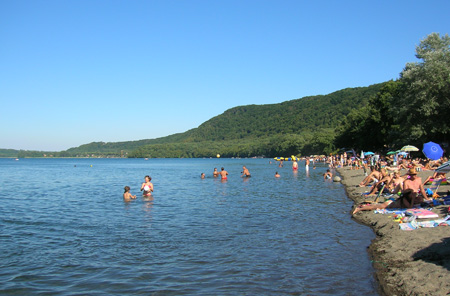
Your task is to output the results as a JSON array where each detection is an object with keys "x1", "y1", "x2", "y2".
[
  {"x1": 213, "y1": 167, "x2": 219, "y2": 178},
  {"x1": 323, "y1": 169, "x2": 333, "y2": 180},
  {"x1": 366, "y1": 168, "x2": 390, "y2": 196},
  {"x1": 275, "y1": 172, "x2": 281, "y2": 178},
  {"x1": 123, "y1": 186, "x2": 136, "y2": 201},
  {"x1": 358, "y1": 166, "x2": 382, "y2": 187},
  {"x1": 140, "y1": 175, "x2": 153, "y2": 196},
  {"x1": 241, "y1": 166, "x2": 251, "y2": 177},
  {"x1": 220, "y1": 167, "x2": 228, "y2": 180},
  {"x1": 387, "y1": 171, "x2": 404, "y2": 192},
  {"x1": 392, "y1": 168, "x2": 431, "y2": 206}
]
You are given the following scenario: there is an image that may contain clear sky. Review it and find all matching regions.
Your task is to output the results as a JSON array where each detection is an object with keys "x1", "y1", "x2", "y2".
[{"x1": 1, "y1": 0, "x2": 449, "y2": 151}]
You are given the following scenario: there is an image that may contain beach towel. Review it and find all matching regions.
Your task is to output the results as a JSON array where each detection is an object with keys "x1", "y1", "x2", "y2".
[{"x1": 405, "y1": 208, "x2": 439, "y2": 219}]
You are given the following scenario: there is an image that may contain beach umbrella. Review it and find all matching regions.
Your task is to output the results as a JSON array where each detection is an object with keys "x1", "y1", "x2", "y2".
[
  {"x1": 386, "y1": 151, "x2": 397, "y2": 155},
  {"x1": 364, "y1": 151, "x2": 374, "y2": 155},
  {"x1": 398, "y1": 151, "x2": 408, "y2": 156},
  {"x1": 435, "y1": 161, "x2": 450, "y2": 173},
  {"x1": 401, "y1": 145, "x2": 419, "y2": 152},
  {"x1": 422, "y1": 141, "x2": 444, "y2": 160}
]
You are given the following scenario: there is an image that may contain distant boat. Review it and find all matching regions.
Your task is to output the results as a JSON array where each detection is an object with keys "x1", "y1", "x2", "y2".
[
  {"x1": 15, "y1": 158, "x2": 19, "y2": 161},
  {"x1": 144, "y1": 158, "x2": 148, "y2": 160}
]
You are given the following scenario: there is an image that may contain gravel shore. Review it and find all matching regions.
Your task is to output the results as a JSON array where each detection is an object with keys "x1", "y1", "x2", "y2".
[{"x1": 337, "y1": 167, "x2": 450, "y2": 296}]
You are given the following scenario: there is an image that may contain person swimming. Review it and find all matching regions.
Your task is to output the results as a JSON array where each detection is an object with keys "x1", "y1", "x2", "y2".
[{"x1": 140, "y1": 175, "x2": 153, "y2": 196}]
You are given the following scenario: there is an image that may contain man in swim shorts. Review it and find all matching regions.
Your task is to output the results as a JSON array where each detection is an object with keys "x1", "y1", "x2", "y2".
[
  {"x1": 241, "y1": 166, "x2": 251, "y2": 177},
  {"x1": 220, "y1": 167, "x2": 228, "y2": 180},
  {"x1": 305, "y1": 157, "x2": 310, "y2": 171}
]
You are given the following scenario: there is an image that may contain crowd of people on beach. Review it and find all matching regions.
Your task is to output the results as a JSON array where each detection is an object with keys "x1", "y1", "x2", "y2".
[{"x1": 336, "y1": 152, "x2": 449, "y2": 215}]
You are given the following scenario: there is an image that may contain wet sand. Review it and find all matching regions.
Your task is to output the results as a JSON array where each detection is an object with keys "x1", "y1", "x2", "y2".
[{"x1": 337, "y1": 167, "x2": 450, "y2": 296}]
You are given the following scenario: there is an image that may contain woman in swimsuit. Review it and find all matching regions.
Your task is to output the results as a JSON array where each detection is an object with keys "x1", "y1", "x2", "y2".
[
  {"x1": 140, "y1": 175, "x2": 153, "y2": 196},
  {"x1": 213, "y1": 168, "x2": 219, "y2": 178}
]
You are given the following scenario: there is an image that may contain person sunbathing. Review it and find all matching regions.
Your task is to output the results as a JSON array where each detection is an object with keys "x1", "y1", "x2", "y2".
[
  {"x1": 358, "y1": 167, "x2": 382, "y2": 187},
  {"x1": 387, "y1": 171, "x2": 404, "y2": 192},
  {"x1": 354, "y1": 168, "x2": 430, "y2": 215},
  {"x1": 366, "y1": 169, "x2": 390, "y2": 196},
  {"x1": 422, "y1": 171, "x2": 447, "y2": 186}
]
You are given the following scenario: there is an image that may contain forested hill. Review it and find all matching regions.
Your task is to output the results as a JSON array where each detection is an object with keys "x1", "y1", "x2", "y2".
[
  {"x1": 16, "y1": 82, "x2": 385, "y2": 158},
  {"x1": 187, "y1": 83, "x2": 384, "y2": 141}
]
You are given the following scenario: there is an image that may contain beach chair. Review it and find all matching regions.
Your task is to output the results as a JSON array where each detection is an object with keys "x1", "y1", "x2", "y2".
[
  {"x1": 362, "y1": 184, "x2": 386, "y2": 204},
  {"x1": 426, "y1": 179, "x2": 443, "y2": 198}
]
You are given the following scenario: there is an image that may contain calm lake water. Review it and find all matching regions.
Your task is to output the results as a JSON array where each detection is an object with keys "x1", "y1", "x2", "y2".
[{"x1": 0, "y1": 158, "x2": 377, "y2": 295}]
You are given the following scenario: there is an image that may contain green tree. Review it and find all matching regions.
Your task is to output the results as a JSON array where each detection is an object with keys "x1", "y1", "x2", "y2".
[{"x1": 397, "y1": 33, "x2": 450, "y2": 143}]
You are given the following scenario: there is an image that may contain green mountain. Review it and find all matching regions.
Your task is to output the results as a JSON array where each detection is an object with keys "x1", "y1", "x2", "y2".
[
  {"x1": 0, "y1": 149, "x2": 20, "y2": 158},
  {"x1": 17, "y1": 82, "x2": 385, "y2": 158}
]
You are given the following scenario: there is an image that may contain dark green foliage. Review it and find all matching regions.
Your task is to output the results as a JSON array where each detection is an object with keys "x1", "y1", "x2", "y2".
[
  {"x1": 0, "y1": 149, "x2": 20, "y2": 158},
  {"x1": 336, "y1": 33, "x2": 450, "y2": 152}
]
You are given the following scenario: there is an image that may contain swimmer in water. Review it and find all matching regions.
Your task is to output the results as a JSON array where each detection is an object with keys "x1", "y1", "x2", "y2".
[
  {"x1": 123, "y1": 186, "x2": 136, "y2": 201},
  {"x1": 323, "y1": 169, "x2": 333, "y2": 180},
  {"x1": 292, "y1": 160, "x2": 298, "y2": 171},
  {"x1": 213, "y1": 167, "x2": 219, "y2": 178},
  {"x1": 241, "y1": 166, "x2": 251, "y2": 177},
  {"x1": 140, "y1": 175, "x2": 153, "y2": 196},
  {"x1": 201, "y1": 173, "x2": 205, "y2": 179},
  {"x1": 220, "y1": 167, "x2": 228, "y2": 180},
  {"x1": 275, "y1": 172, "x2": 281, "y2": 178}
]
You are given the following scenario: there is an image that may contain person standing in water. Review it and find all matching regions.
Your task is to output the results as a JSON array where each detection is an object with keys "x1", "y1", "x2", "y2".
[
  {"x1": 241, "y1": 166, "x2": 251, "y2": 177},
  {"x1": 305, "y1": 157, "x2": 310, "y2": 171},
  {"x1": 292, "y1": 160, "x2": 298, "y2": 171},
  {"x1": 213, "y1": 167, "x2": 219, "y2": 178},
  {"x1": 219, "y1": 167, "x2": 228, "y2": 180},
  {"x1": 140, "y1": 175, "x2": 153, "y2": 196},
  {"x1": 123, "y1": 186, "x2": 136, "y2": 201}
]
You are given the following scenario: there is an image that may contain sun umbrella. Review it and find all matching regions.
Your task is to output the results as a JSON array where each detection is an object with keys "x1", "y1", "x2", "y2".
[
  {"x1": 401, "y1": 145, "x2": 419, "y2": 152},
  {"x1": 386, "y1": 151, "x2": 397, "y2": 155},
  {"x1": 398, "y1": 151, "x2": 408, "y2": 156},
  {"x1": 422, "y1": 141, "x2": 444, "y2": 160},
  {"x1": 364, "y1": 151, "x2": 374, "y2": 155},
  {"x1": 435, "y1": 161, "x2": 450, "y2": 173}
]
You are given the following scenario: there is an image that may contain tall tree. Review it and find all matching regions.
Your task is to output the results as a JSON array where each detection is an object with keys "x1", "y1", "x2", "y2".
[{"x1": 397, "y1": 33, "x2": 450, "y2": 143}]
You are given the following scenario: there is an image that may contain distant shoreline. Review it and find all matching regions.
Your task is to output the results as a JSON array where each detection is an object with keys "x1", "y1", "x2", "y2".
[{"x1": 337, "y1": 167, "x2": 450, "y2": 295}]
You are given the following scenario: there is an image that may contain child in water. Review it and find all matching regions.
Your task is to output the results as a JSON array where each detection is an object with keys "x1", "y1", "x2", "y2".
[{"x1": 123, "y1": 186, "x2": 136, "y2": 201}]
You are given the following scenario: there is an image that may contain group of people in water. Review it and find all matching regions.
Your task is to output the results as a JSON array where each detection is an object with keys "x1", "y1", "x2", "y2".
[{"x1": 123, "y1": 175, "x2": 154, "y2": 201}]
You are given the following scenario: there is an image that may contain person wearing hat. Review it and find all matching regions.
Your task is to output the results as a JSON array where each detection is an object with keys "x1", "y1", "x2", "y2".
[{"x1": 393, "y1": 168, "x2": 431, "y2": 207}]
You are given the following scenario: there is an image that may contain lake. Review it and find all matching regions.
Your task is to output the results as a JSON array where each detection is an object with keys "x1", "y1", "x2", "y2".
[{"x1": 0, "y1": 158, "x2": 377, "y2": 295}]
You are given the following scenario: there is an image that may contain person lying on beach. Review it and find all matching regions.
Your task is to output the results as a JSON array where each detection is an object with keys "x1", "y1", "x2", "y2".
[
  {"x1": 140, "y1": 175, "x2": 154, "y2": 196},
  {"x1": 241, "y1": 166, "x2": 251, "y2": 177},
  {"x1": 353, "y1": 196, "x2": 400, "y2": 214},
  {"x1": 323, "y1": 169, "x2": 333, "y2": 180},
  {"x1": 422, "y1": 171, "x2": 447, "y2": 186},
  {"x1": 358, "y1": 167, "x2": 382, "y2": 187},
  {"x1": 123, "y1": 186, "x2": 136, "y2": 201}
]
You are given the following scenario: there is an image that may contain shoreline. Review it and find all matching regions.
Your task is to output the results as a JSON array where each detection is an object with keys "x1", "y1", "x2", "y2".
[{"x1": 337, "y1": 167, "x2": 450, "y2": 296}]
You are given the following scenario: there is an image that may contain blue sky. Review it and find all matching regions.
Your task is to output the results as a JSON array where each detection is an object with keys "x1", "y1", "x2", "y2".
[{"x1": 1, "y1": 0, "x2": 449, "y2": 151}]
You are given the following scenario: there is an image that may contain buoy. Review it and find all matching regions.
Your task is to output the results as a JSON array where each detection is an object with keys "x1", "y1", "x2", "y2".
[{"x1": 216, "y1": 154, "x2": 220, "y2": 158}]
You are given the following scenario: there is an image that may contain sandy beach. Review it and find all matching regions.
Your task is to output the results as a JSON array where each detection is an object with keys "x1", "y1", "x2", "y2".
[{"x1": 338, "y1": 167, "x2": 450, "y2": 295}]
